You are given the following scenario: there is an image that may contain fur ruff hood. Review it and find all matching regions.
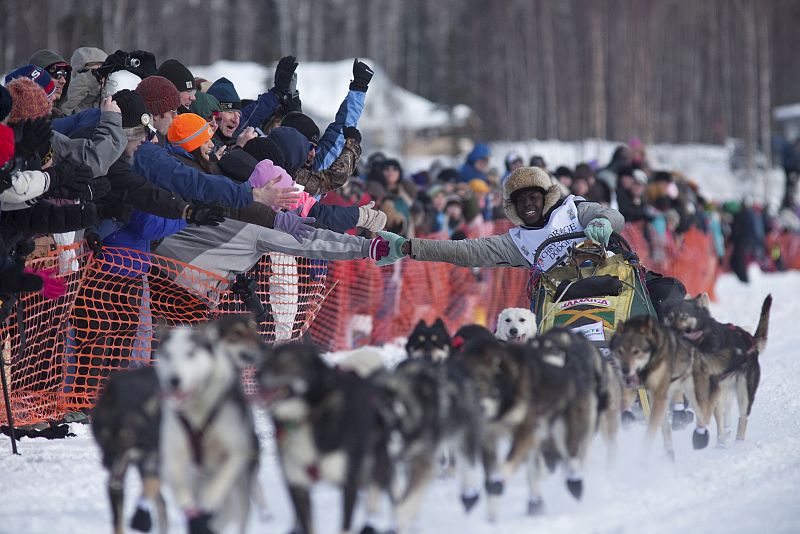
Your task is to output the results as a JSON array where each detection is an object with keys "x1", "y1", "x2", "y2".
[{"x1": 503, "y1": 166, "x2": 562, "y2": 226}]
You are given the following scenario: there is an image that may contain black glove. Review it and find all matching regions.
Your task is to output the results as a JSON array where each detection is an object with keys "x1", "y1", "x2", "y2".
[
  {"x1": 0, "y1": 264, "x2": 43, "y2": 295},
  {"x1": 185, "y1": 203, "x2": 225, "y2": 226},
  {"x1": 126, "y1": 50, "x2": 158, "y2": 78},
  {"x1": 84, "y1": 230, "x2": 103, "y2": 256},
  {"x1": 96, "y1": 201, "x2": 133, "y2": 222},
  {"x1": 273, "y1": 56, "x2": 298, "y2": 100},
  {"x1": 16, "y1": 118, "x2": 53, "y2": 160},
  {"x1": 47, "y1": 162, "x2": 101, "y2": 200},
  {"x1": 94, "y1": 50, "x2": 128, "y2": 80},
  {"x1": 287, "y1": 94, "x2": 302, "y2": 113},
  {"x1": 350, "y1": 59, "x2": 374, "y2": 92},
  {"x1": 344, "y1": 126, "x2": 362, "y2": 144}
]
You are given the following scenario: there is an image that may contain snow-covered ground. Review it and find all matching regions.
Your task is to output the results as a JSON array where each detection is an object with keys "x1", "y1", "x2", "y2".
[{"x1": 1, "y1": 267, "x2": 799, "y2": 534}]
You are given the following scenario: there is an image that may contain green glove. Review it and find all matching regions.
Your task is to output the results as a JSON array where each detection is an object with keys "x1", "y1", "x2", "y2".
[
  {"x1": 376, "y1": 230, "x2": 408, "y2": 266},
  {"x1": 584, "y1": 217, "x2": 613, "y2": 246}
]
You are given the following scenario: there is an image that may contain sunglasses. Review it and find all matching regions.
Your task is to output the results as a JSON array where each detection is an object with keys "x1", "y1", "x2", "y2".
[{"x1": 47, "y1": 68, "x2": 69, "y2": 80}]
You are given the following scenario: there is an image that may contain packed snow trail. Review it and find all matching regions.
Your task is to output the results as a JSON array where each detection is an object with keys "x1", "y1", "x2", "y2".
[{"x1": 1, "y1": 268, "x2": 799, "y2": 534}]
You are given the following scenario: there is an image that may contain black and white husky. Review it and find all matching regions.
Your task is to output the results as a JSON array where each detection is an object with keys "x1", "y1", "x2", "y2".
[{"x1": 157, "y1": 317, "x2": 264, "y2": 534}]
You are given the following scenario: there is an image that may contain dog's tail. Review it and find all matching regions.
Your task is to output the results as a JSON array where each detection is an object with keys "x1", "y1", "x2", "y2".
[{"x1": 753, "y1": 294, "x2": 772, "y2": 354}]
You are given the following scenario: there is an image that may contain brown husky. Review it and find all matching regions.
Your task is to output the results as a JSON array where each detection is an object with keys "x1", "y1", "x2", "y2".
[
  {"x1": 662, "y1": 294, "x2": 771, "y2": 445},
  {"x1": 610, "y1": 315, "x2": 736, "y2": 457}
]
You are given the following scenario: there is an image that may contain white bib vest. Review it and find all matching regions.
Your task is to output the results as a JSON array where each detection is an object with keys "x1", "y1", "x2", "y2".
[{"x1": 509, "y1": 195, "x2": 584, "y2": 271}]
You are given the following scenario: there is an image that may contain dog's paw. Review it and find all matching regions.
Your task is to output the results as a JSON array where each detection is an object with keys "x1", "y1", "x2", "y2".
[
  {"x1": 359, "y1": 525, "x2": 379, "y2": 534},
  {"x1": 664, "y1": 449, "x2": 676, "y2": 463},
  {"x1": 461, "y1": 491, "x2": 480, "y2": 512},
  {"x1": 566, "y1": 478, "x2": 583, "y2": 500},
  {"x1": 130, "y1": 506, "x2": 152, "y2": 532},
  {"x1": 527, "y1": 497, "x2": 545, "y2": 516},
  {"x1": 692, "y1": 428, "x2": 710, "y2": 450},
  {"x1": 621, "y1": 409, "x2": 636, "y2": 427},
  {"x1": 484, "y1": 479, "x2": 504, "y2": 496}
]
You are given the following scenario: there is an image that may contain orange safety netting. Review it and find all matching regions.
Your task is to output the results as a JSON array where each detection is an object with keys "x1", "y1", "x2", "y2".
[{"x1": 1, "y1": 246, "x2": 327, "y2": 426}]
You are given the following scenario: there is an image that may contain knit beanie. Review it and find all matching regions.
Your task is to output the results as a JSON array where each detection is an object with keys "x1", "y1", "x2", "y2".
[
  {"x1": 112, "y1": 89, "x2": 151, "y2": 137},
  {"x1": 0, "y1": 85, "x2": 12, "y2": 122},
  {"x1": 189, "y1": 91, "x2": 221, "y2": 120},
  {"x1": 243, "y1": 137, "x2": 286, "y2": 169},
  {"x1": 0, "y1": 124, "x2": 14, "y2": 168},
  {"x1": 207, "y1": 77, "x2": 241, "y2": 111},
  {"x1": 167, "y1": 113, "x2": 213, "y2": 153},
  {"x1": 157, "y1": 59, "x2": 195, "y2": 92},
  {"x1": 248, "y1": 159, "x2": 303, "y2": 211},
  {"x1": 5, "y1": 78, "x2": 52, "y2": 124},
  {"x1": 4, "y1": 65, "x2": 56, "y2": 98},
  {"x1": 266, "y1": 126, "x2": 309, "y2": 174},
  {"x1": 135, "y1": 75, "x2": 181, "y2": 116},
  {"x1": 280, "y1": 111, "x2": 320, "y2": 146}
]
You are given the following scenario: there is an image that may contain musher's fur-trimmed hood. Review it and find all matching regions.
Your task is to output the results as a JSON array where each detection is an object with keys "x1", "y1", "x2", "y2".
[{"x1": 503, "y1": 166, "x2": 562, "y2": 226}]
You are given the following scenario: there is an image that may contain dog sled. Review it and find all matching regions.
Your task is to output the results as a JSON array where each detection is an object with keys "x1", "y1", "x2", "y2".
[{"x1": 530, "y1": 232, "x2": 658, "y2": 415}]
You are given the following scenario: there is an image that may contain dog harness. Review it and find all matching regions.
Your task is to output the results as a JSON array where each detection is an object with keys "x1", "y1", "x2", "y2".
[{"x1": 177, "y1": 386, "x2": 240, "y2": 467}]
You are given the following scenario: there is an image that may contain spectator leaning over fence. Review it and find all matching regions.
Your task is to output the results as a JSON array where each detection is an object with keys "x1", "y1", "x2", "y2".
[{"x1": 376, "y1": 166, "x2": 687, "y2": 317}]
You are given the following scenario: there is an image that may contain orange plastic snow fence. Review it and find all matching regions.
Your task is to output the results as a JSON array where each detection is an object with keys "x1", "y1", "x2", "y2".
[
  {"x1": 0, "y1": 245, "x2": 327, "y2": 426},
  {"x1": 1, "y1": 221, "x2": 720, "y2": 428}
]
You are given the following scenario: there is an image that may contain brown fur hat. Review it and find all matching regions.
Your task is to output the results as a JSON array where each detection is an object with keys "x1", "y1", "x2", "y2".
[{"x1": 503, "y1": 166, "x2": 562, "y2": 226}]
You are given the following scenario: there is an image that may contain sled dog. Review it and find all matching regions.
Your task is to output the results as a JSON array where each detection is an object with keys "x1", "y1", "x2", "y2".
[
  {"x1": 495, "y1": 307, "x2": 538, "y2": 343},
  {"x1": 406, "y1": 318, "x2": 451, "y2": 360}
]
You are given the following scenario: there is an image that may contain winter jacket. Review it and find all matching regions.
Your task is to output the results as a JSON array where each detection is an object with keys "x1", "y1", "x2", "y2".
[
  {"x1": 616, "y1": 186, "x2": 649, "y2": 223},
  {"x1": 62, "y1": 47, "x2": 107, "y2": 115},
  {"x1": 52, "y1": 108, "x2": 102, "y2": 136},
  {"x1": 314, "y1": 89, "x2": 366, "y2": 170},
  {"x1": 132, "y1": 142, "x2": 254, "y2": 208},
  {"x1": 0, "y1": 201, "x2": 99, "y2": 236},
  {"x1": 104, "y1": 210, "x2": 187, "y2": 276},
  {"x1": 51, "y1": 110, "x2": 125, "y2": 177},
  {"x1": 155, "y1": 218, "x2": 373, "y2": 285},
  {"x1": 235, "y1": 90, "x2": 280, "y2": 138},
  {"x1": 100, "y1": 157, "x2": 190, "y2": 219},
  {"x1": 407, "y1": 200, "x2": 624, "y2": 268},
  {"x1": 457, "y1": 143, "x2": 491, "y2": 183},
  {"x1": 294, "y1": 137, "x2": 362, "y2": 196}
]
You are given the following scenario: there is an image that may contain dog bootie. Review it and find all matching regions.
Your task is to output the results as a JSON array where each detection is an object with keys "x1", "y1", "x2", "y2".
[
  {"x1": 484, "y1": 479, "x2": 504, "y2": 496},
  {"x1": 527, "y1": 497, "x2": 545, "y2": 516},
  {"x1": 188, "y1": 512, "x2": 215, "y2": 534},
  {"x1": 566, "y1": 478, "x2": 583, "y2": 500},
  {"x1": 671, "y1": 408, "x2": 695, "y2": 430},
  {"x1": 130, "y1": 507, "x2": 152, "y2": 532},
  {"x1": 621, "y1": 409, "x2": 636, "y2": 427},
  {"x1": 693, "y1": 427, "x2": 710, "y2": 450},
  {"x1": 460, "y1": 490, "x2": 480, "y2": 512}
]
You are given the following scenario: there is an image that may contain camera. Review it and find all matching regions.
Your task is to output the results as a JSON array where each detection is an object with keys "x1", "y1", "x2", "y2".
[
  {"x1": 231, "y1": 274, "x2": 268, "y2": 323},
  {"x1": 125, "y1": 55, "x2": 141, "y2": 69}
]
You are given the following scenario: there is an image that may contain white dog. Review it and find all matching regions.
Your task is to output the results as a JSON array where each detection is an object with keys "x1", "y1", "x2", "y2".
[
  {"x1": 495, "y1": 307, "x2": 538, "y2": 342},
  {"x1": 157, "y1": 317, "x2": 264, "y2": 534}
]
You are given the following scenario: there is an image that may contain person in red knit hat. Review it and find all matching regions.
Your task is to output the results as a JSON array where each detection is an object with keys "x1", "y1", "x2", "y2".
[{"x1": 135, "y1": 75, "x2": 181, "y2": 141}]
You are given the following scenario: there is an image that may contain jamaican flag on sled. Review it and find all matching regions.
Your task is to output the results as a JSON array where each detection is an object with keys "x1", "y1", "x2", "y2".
[{"x1": 533, "y1": 252, "x2": 656, "y2": 348}]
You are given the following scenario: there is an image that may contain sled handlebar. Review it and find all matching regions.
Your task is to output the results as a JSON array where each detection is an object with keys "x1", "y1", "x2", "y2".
[{"x1": 532, "y1": 231, "x2": 631, "y2": 268}]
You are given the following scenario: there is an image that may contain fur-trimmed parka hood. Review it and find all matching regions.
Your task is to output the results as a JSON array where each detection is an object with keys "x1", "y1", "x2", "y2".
[{"x1": 503, "y1": 166, "x2": 562, "y2": 226}]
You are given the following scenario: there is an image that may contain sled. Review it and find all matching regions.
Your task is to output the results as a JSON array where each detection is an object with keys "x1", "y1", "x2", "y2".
[{"x1": 530, "y1": 232, "x2": 657, "y2": 418}]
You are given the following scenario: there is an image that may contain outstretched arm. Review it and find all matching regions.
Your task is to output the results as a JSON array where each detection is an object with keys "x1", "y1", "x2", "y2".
[{"x1": 405, "y1": 233, "x2": 530, "y2": 269}]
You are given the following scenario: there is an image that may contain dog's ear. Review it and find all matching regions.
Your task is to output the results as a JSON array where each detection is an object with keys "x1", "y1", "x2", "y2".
[
  {"x1": 695, "y1": 293, "x2": 711, "y2": 309},
  {"x1": 432, "y1": 318, "x2": 448, "y2": 333}
]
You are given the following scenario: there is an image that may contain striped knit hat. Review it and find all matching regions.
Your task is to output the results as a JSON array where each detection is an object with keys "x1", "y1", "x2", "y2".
[
  {"x1": 5, "y1": 77, "x2": 52, "y2": 124},
  {"x1": 4, "y1": 64, "x2": 56, "y2": 98},
  {"x1": 167, "y1": 113, "x2": 213, "y2": 153}
]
